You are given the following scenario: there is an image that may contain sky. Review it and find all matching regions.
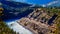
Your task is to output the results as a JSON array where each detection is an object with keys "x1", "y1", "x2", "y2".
[{"x1": 12, "y1": 0, "x2": 54, "y2": 5}]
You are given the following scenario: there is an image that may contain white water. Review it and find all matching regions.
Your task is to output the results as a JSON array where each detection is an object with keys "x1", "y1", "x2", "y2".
[{"x1": 7, "y1": 21, "x2": 33, "y2": 34}]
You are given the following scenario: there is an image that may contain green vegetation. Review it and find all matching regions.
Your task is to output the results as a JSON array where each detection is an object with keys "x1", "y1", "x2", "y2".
[
  {"x1": 54, "y1": 16, "x2": 60, "y2": 34},
  {"x1": 40, "y1": 7, "x2": 60, "y2": 34},
  {"x1": 0, "y1": 7, "x2": 18, "y2": 34},
  {"x1": 0, "y1": 4, "x2": 60, "y2": 34},
  {"x1": 0, "y1": 21, "x2": 18, "y2": 34},
  {"x1": 47, "y1": 7, "x2": 60, "y2": 34}
]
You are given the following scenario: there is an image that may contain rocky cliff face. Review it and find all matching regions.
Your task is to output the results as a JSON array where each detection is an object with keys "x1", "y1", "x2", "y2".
[
  {"x1": 27, "y1": 8, "x2": 57, "y2": 25},
  {"x1": 17, "y1": 8, "x2": 58, "y2": 34}
]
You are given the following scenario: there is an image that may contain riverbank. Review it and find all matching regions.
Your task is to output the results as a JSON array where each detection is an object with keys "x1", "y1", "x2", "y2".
[{"x1": 7, "y1": 21, "x2": 33, "y2": 34}]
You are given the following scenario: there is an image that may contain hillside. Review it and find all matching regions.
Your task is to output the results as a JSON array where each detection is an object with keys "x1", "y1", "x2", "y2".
[
  {"x1": 0, "y1": 0, "x2": 60, "y2": 34},
  {"x1": 0, "y1": 0, "x2": 34, "y2": 22},
  {"x1": 0, "y1": 20, "x2": 19, "y2": 34},
  {"x1": 17, "y1": 7, "x2": 60, "y2": 34}
]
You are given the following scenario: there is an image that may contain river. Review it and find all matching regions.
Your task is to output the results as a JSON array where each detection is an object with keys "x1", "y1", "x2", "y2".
[{"x1": 7, "y1": 21, "x2": 33, "y2": 34}]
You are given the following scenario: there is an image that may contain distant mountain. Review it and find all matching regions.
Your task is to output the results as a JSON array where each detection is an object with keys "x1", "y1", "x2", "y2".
[
  {"x1": 0, "y1": 0, "x2": 32, "y2": 8},
  {"x1": 0, "y1": 0, "x2": 32, "y2": 12},
  {"x1": 0, "y1": 0, "x2": 34, "y2": 22}
]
